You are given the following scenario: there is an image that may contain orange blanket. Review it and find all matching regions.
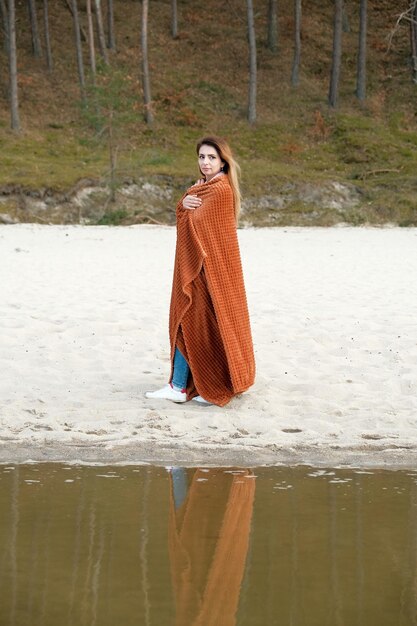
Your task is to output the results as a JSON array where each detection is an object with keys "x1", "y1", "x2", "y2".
[
  {"x1": 169, "y1": 175, "x2": 255, "y2": 405},
  {"x1": 169, "y1": 469, "x2": 255, "y2": 626}
]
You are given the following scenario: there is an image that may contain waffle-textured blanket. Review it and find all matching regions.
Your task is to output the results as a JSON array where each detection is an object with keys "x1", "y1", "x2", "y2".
[{"x1": 169, "y1": 175, "x2": 255, "y2": 406}]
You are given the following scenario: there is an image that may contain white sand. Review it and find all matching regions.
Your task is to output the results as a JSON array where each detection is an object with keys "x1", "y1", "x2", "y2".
[{"x1": 1, "y1": 224, "x2": 417, "y2": 467}]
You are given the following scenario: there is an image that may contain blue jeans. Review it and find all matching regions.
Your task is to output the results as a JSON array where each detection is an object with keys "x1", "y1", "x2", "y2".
[
  {"x1": 171, "y1": 467, "x2": 188, "y2": 510},
  {"x1": 172, "y1": 347, "x2": 190, "y2": 390}
]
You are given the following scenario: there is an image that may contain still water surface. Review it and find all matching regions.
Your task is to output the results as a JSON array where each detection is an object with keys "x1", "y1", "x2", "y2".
[{"x1": 0, "y1": 463, "x2": 416, "y2": 626}]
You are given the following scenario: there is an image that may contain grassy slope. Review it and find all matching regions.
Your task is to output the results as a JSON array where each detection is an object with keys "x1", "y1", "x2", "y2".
[{"x1": 0, "y1": 0, "x2": 416, "y2": 225}]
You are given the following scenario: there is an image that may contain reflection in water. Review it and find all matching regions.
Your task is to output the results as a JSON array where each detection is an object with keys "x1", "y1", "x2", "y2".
[
  {"x1": 140, "y1": 469, "x2": 152, "y2": 626},
  {"x1": 169, "y1": 468, "x2": 255, "y2": 626},
  {"x1": 0, "y1": 465, "x2": 417, "y2": 625},
  {"x1": 9, "y1": 466, "x2": 19, "y2": 626}
]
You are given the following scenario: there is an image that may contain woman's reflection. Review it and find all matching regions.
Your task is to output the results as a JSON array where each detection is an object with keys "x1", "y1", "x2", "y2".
[{"x1": 168, "y1": 468, "x2": 256, "y2": 626}]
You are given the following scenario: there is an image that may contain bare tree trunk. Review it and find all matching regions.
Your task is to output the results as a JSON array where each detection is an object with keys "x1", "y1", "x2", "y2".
[
  {"x1": 171, "y1": 0, "x2": 178, "y2": 39},
  {"x1": 71, "y1": 0, "x2": 86, "y2": 100},
  {"x1": 356, "y1": 0, "x2": 367, "y2": 100},
  {"x1": 342, "y1": 2, "x2": 350, "y2": 32},
  {"x1": 107, "y1": 0, "x2": 115, "y2": 49},
  {"x1": 8, "y1": 0, "x2": 19, "y2": 130},
  {"x1": 86, "y1": 0, "x2": 96, "y2": 75},
  {"x1": 94, "y1": 0, "x2": 109, "y2": 64},
  {"x1": 43, "y1": 0, "x2": 53, "y2": 71},
  {"x1": 247, "y1": 0, "x2": 257, "y2": 124},
  {"x1": 64, "y1": 0, "x2": 87, "y2": 42},
  {"x1": 410, "y1": 0, "x2": 417, "y2": 84},
  {"x1": 108, "y1": 109, "x2": 117, "y2": 203},
  {"x1": 0, "y1": 0, "x2": 9, "y2": 54},
  {"x1": 141, "y1": 0, "x2": 153, "y2": 125},
  {"x1": 267, "y1": 0, "x2": 277, "y2": 53},
  {"x1": 291, "y1": 0, "x2": 301, "y2": 86},
  {"x1": 27, "y1": 0, "x2": 42, "y2": 57},
  {"x1": 328, "y1": 0, "x2": 343, "y2": 108}
]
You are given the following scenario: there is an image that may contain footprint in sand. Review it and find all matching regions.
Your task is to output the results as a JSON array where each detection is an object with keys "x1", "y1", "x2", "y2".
[{"x1": 282, "y1": 428, "x2": 303, "y2": 434}]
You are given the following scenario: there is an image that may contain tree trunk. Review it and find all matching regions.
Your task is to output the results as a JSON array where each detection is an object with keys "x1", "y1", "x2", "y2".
[
  {"x1": 0, "y1": 0, "x2": 9, "y2": 54},
  {"x1": 141, "y1": 0, "x2": 153, "y2": 125},
  {"x1": 71, "y1": 0, "x2": 86, "y2": 100},
  {"x1": 291, "y1": 0, "x2": 301, "y2": 86},
  {"x1": 267, "y1": 0, "x2": 277, "y2": 53},
  {"x1": 108, "y1": 109, "x2": 117, "y2": 202},
  {"x1": 342, "y1": 3, "x2": 350, "y2": 33},
  {"x1": 356, "y1": 0, "x2": 367, "y2": 100},
  {"x1": 8, "y1": 0, "x2": 19, "y2": 130},
  {"x1": 86, "y1": 0, "x2": 96, "y2": 75},
  {"x1": 27, "y1": 0, "x2": 42, "y2": 57},
  {"x1": 247, "y1": 0, "x2": 257, "y2": 124},
  {"x1": 64, "y1": 0, "x2": 87, "y2": 42},
  {"x1": 107, "y1": 0, "x2": 115, "y2": 50},
  {"x1": 171, "y1": 0, "x2": 178, "y2": 39},
  {"x1": 328, "y1": 0, "x2": 343, "y2": 108},
  {"x1": 43, "y1": 0, "x2": 53, "y2": 71},
  {"x1": 94, "y1": 0, "x2": 109, "y2": 64},
  {"x1": 410, "y1": 0, "x2": 417, "y2": 84}
]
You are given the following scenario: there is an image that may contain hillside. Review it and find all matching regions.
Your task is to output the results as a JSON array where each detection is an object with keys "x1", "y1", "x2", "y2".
[{"x1": 0, "y1": 0, "x2": 416, "y2": 226}]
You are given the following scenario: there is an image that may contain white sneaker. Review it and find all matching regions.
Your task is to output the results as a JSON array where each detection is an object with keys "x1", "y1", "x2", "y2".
[
  {"x1": 145, "y1": 384, "x2": 187, "y2": 403},
  {"x1": 193, "y1": 395, "x2": 213, "y2": 405}
]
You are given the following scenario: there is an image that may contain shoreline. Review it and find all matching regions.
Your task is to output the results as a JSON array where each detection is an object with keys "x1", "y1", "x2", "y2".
[{"x1": 1, "y1": 441, "x2": 417, "y2": 470}]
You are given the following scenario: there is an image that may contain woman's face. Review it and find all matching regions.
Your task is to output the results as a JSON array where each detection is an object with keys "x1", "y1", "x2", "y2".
[{"x1": 198, "y1": 144, "x2": 225, "y2": 181}]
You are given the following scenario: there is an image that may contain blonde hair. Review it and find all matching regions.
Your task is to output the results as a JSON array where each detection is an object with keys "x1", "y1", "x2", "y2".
[{"x1": 196, "y1": 136, "x2": 242, "y2": 221}]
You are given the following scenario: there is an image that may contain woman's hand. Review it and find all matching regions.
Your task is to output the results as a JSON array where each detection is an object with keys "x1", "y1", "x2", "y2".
[{"x1": 182, "y1": 194, "x2": 202, "y2": 210}]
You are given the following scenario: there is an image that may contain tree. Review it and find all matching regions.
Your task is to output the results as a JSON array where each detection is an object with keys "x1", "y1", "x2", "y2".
[
  {"x1": 356, "y1": 0, "x2": 367, "y2": 100},
  {"x1": 8, "y1": 0, "x2": 19, "y2": 130},
  {"x1": 140, "y1": 0, "x2": 153, "y2": 125},
  {"x1": 387, "y1": 1, "x2": 417, "y2": 84},
  {"x1": 64, "y1": 0, "x2": 87, "y2": 42},
  {"x1": 171, "y1": 0, "x2": 178, "y2": 39},
  {"x1": 328, "y1": 0, "x2": 343, "y2": 108},
  {"x1": 71, "y1": 0, "x2": 86, "y2": 100},
  {"x1": 411, "y1": 0, "x2": 417, "y2": 84},
  {"x1": 342, "y1": 2, "x2": 350, "y2": 33},
  {"x1": 94, "y1": 0, "x2": 109, "y2": 65},
  {"x1": 0, "y1": 0, "x2": 8, "y2": 53},
  {"x1": 291, "y1": 0, "x2": 301, "y2": 86},
  {"x1": 267, "y1": 0, "x2": 278, "y2": 53},
  {"x1": 247, "y1": 0, "x2": 257, "y2": 124},
  {"x1": 43, "y1": 0, "x2": 53, "y2": 71},
  {"x1": 27, "y1": 0, "x2": 42, "y2": 57},
  {"x1": 86, "y1": 0, "x2": 96, "y2": 76},
  {"x1": 82, "y1": 65, "x2": 137, "y2": 208},
  {"x1": 107, "y1": 0, "x2": 115, "y2": 50}
]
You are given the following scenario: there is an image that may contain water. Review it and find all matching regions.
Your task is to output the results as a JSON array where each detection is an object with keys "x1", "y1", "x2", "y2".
[{"x1": 0, "y1": 464, "x2": 416, "y2": 626}]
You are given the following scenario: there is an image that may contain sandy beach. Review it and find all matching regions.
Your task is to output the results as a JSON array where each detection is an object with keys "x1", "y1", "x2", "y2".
[{"x1": 1, "y1": 224, "x2": 417, "y2": 468}]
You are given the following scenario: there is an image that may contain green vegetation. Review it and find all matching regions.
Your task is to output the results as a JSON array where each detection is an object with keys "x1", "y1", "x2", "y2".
[{"x1": 96, "y1": 208, "x2": 128, "y2": 225}]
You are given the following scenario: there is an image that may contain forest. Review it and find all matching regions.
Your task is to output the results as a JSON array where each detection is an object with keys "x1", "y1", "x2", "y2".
[{"x1": 0, "y1": 0, "x2": 416, "y2": 226}]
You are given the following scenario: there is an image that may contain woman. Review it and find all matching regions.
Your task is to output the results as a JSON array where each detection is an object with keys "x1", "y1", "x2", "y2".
[{"x1": 145, "y1": 136, "x2": 255, "y2": 406}]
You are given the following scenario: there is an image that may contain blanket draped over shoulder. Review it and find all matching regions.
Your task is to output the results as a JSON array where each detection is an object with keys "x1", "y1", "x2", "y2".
[{"x1": 169, "y1": 174, "x2": 255, "y2": 406}]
